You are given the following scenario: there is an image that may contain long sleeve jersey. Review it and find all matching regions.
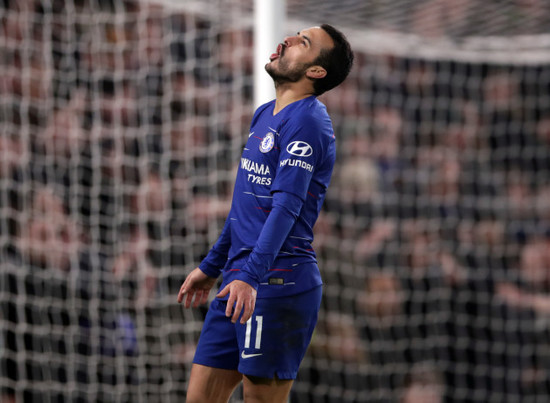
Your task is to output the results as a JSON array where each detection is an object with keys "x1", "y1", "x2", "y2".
[{"x1": 198, "y1": 95, "x2": 336, "y2": 298}]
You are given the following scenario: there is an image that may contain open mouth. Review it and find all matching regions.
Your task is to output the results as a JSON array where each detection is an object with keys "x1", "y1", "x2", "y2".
[{"x1": 269, "y1": 43, "x2": 284, "y2": 61}]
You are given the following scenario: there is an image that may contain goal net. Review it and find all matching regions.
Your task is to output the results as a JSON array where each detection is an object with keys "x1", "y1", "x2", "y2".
[{"x1": 1, "y1": 0, "x2": 550, "y2": 402}]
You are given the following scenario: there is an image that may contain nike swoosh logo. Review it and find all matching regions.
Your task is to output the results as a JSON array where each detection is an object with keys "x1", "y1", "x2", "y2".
[
  {"x1": 241, "y1": 351, "x2": 262, "y2": 359},
  {"x1": 248, "y1": 132, "x2": 254, "y2": 138}
]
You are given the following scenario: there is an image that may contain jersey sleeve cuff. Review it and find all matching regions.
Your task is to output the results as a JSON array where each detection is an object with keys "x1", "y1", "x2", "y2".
[
  {"x1": 232, "y1": 270, "x2": 260, "y2": 291},
  {"x1": 198, "y1": 261, "x2": 222, "y2": 278}
]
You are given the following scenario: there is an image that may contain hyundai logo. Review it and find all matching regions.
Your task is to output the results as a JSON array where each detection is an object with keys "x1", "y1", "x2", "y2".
[{"x1": 286, "y1": 141, "x2": 313, "y2": 157}]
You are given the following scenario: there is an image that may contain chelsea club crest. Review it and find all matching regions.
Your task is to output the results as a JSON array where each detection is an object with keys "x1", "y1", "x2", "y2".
[{"x1": 259, "y1": 132, "x2": 275, "y2": 153}]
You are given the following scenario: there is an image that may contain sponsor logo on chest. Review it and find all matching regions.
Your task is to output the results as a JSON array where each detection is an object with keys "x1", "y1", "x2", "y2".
[{"x1": 241, "y1": 157, "x2": 272, "y2": 185}]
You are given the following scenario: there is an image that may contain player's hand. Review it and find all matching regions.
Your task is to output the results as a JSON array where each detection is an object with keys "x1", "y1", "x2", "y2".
[
  {"x1": 177, "y1": 268, "x2": 217, "y2": 308},
  {"x1": 216, "y1": 280, "x2": 257, "y2": 324}
]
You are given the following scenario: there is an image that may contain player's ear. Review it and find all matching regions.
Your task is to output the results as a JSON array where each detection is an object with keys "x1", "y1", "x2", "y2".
[{"x1": 306, "y1": 65, "x2": 327, "y2": 79}]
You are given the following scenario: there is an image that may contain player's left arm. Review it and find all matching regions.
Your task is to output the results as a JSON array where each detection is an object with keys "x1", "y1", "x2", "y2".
[{"x1": 217, "y1": 190, "x2": 304, "y2": 323}]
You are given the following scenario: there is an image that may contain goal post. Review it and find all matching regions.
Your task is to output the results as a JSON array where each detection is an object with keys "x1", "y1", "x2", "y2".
[{"x1": 253, "y1": 0, "x2": 285, "y2": 108}]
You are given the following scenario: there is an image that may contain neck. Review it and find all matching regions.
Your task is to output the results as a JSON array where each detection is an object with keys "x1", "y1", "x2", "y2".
[{"x1": 273, "y1": 82, "x2": 315, "y2": 115}]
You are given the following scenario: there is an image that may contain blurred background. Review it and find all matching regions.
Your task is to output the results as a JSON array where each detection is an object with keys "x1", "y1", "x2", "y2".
[{"x1": 1, "y1": 0, "x2": 550, "y2": 402}]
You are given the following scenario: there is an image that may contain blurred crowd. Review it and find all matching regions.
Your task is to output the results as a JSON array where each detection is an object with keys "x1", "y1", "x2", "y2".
[{"x1": 1, "y1": 1, "x2": 550, "y2": 403}]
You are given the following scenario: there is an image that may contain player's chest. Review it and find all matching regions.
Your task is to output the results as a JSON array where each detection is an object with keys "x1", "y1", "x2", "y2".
[
  {"x1": 238, "y1": 123, "x2": 282, "y2": 187},
  {"x1": 243, "y1": 119, "x2": 283, "y2": 164}
]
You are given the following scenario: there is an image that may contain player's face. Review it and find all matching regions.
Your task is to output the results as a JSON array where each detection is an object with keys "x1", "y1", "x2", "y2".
[{"x1": 265, "y1": 26, "x2": 334, "y2": 84}]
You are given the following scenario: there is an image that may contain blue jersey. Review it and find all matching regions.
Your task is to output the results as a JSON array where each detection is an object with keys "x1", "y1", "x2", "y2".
[{"x1": 199, "y1": 95, "x2": 336, "y2": 298}]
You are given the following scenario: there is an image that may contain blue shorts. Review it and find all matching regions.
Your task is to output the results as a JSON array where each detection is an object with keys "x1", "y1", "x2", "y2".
[{"x1": 192, "y1": 285, "x2": 322, "y2": 379}]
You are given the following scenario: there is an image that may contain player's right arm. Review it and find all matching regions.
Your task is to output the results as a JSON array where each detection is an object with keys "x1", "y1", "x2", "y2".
[
  {"x1": 177, "y1": 214, "x2": 232, "y2": 307},
  {"x1": 198, "y1": 214, "x2": 232, "y2": 277},
  {"x1": 177, "y1": 267, "x2": 218, "y2": 308}
]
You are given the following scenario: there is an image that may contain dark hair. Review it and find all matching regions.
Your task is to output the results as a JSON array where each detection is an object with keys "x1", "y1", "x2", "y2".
[{"x1": 312, "y1": 24, "x2": 354, "y2": 96}]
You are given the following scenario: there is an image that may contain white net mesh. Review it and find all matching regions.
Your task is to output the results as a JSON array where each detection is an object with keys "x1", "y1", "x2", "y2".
[{"x1": 1, "y1": 1, "x2": 550, "y2": 402}]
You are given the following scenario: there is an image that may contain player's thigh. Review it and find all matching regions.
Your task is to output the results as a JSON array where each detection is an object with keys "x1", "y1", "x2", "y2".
[
  {"x1": 186, "y1": 363, "x2": 242, "y2": 403},
  {"x1": 242, "y1": 374, "x2": 294, "y2": 403},
  {"x1": 237, "y1": 286, "x2": 322, "y2": 380}
]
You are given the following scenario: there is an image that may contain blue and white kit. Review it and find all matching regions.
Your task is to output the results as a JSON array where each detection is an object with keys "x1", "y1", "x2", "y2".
[
  {"x1": 198, "y1": 95, "x2": 336, "y2": 297},
  {"x1": 193, "y1": 95, "x2": 336, "y2": 379}
]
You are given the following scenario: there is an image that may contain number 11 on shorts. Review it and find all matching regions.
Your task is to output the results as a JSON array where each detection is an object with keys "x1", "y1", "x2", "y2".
[{"x1": 244, "y1": 315, "x2": 263, "y2": 349}]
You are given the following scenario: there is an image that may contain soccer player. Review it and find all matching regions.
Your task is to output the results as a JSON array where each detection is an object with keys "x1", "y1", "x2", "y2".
[{"x1": 177, "y1": 24, "x2": 354, "y2": 402}]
